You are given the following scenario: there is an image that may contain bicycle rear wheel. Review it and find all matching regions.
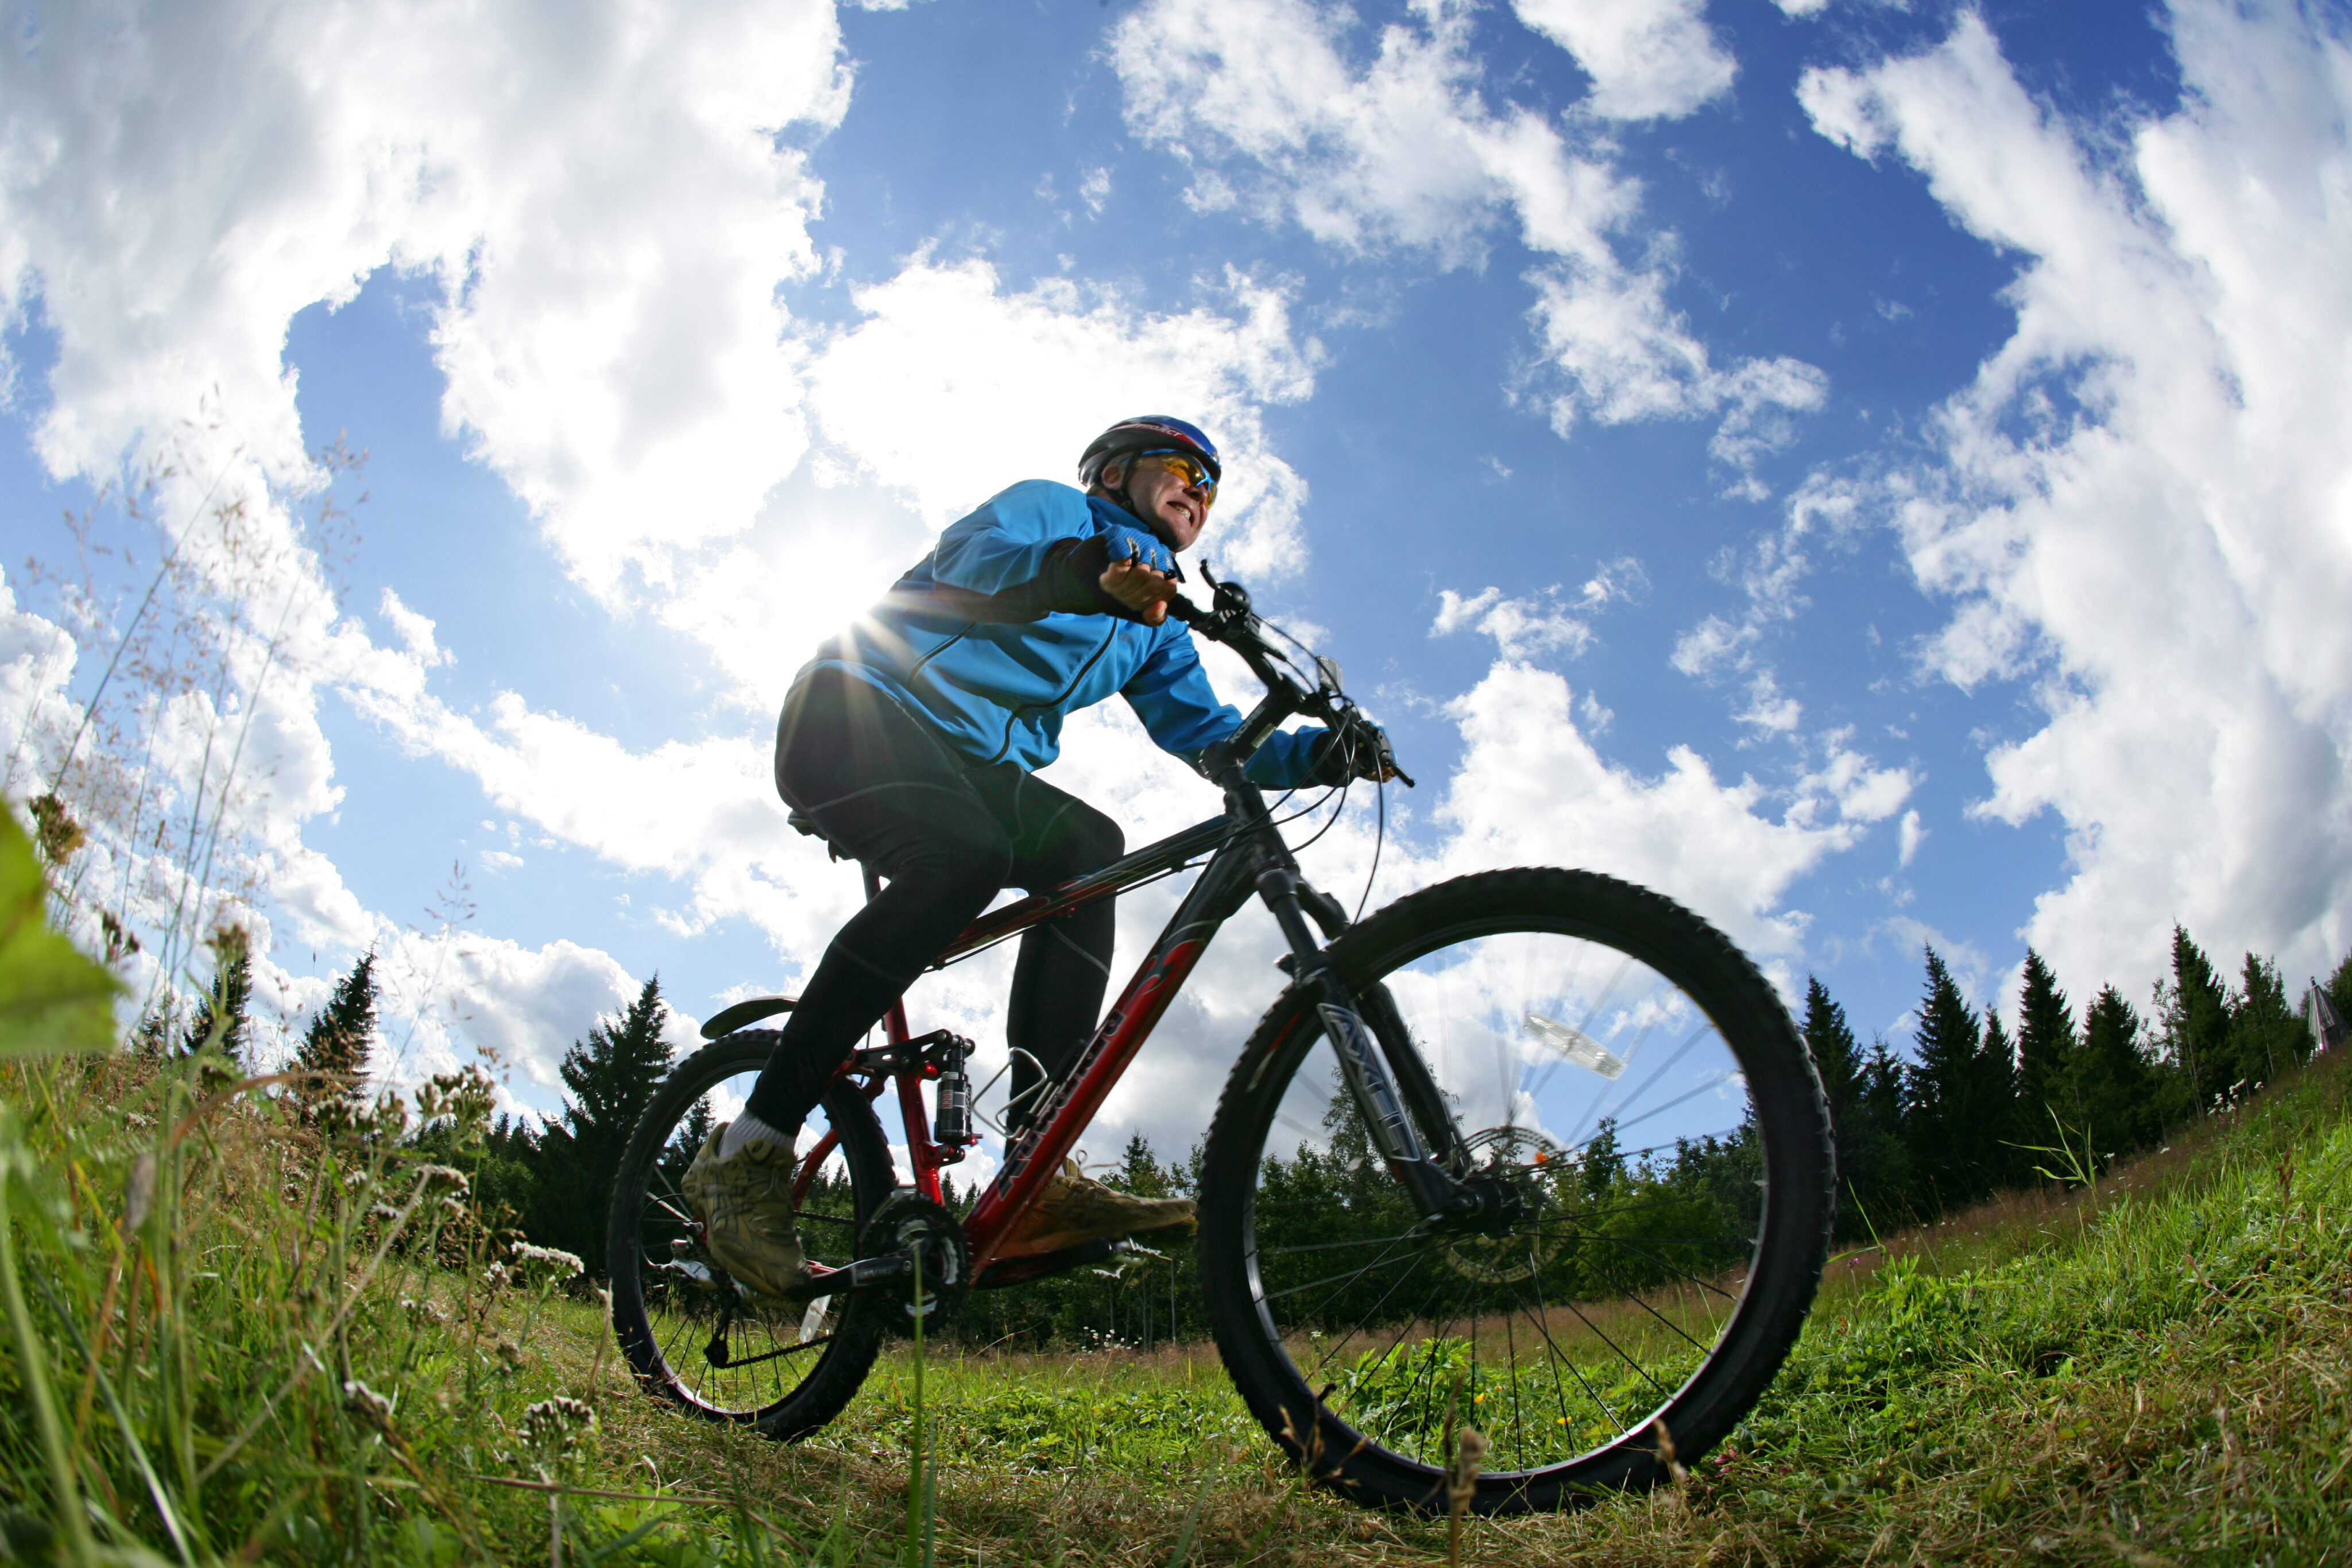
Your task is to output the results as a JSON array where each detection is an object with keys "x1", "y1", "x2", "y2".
[
  {"x1": 1198, "y1": 868, "x2": 1832, "y2": 1514},
  {"x1": 607, "y1": 1031, "x2": 895, "y2": 1440}
]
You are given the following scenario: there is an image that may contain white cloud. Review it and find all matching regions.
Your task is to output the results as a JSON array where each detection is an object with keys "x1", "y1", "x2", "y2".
[
  {"x1": 803, "y1": 258, "x2": 1321, "y2": 581},
  {"x1": 0, "y1": 567, "x2": 80, "y2": 796},
  {"x1": 1430, "y1": 559, "x2": 1648, "y2": 662},
  {"x1": 1, "y1": 0, "x2": 850, "y2": 601},
  {"x1": 0, "y1": 0, "x2": 858, "y2": 1095},
  {"x1": 377, "y1": 589, "x2": 450, "y2": 669},
  {"x1": 1510, "y1": 0, "x2": 1736, "y2": 121},
  {"x1": 1897, "y1": 807, "x2": 1925, "y2": 868},
  {"x1": 1111, "y1": 0, "x2": 1824, "y2": 491},
  {"x1": 1436, "y1": 662, "x2": 1866, "y2": 955},
  {"x1": 1798, "y1": 0, "x2": 2352, "y2": 996},
  {"x1": 1735, "y1": 671, "x2": 1803, "y2": 736},
  {"x1": 370, "y1": 927, "x2": 649, "y2": 1102},
  {"x1": 1432, "y1": 586, "x2": 1593, "y2": 660},
  {"x1": 1794, "y1": 736, "x2": 1916, "y2": 824},
  {"x1": 1672, "y1": 473, "x2": 1867, "y2": 682},
  {"x1": 1115, "y1": 0, "x2": 1605, "y2": 263}
]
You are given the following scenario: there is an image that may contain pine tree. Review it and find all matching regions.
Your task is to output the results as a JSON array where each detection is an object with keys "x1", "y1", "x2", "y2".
[
  {"x1": 131, "y1": 1010, "x2": 171, "y2": 1060},
  {"x1": 2069, "y1": 985, "x2": 2153, "y2": 1163},
  {"x1": 1856, "y1": 1036, "x2": 1917, "y2": 1226},
  {"x1": 2014, "y1": 950, "x2": 2076, "y2": 1140},
  {"x1": 1979, "y1": 1008, "x2": 2022, "y2": 1187},
  {"x1": 2328, "y1": 947, "x2": 2352, "y2": 1023},
  {"x1": 1801, "y1": 978, "x2": 1874, "y2": 1238},
  {"x1": 2167, "y1": 927, "x2": 2235, "y2": 1110},
  {"x1": 531, "y1": 976, "x2": 675, "y2": 1275},
  {"x1": 1112, "y1": 1131, "x2": 1170, "y2": 1197},
  {"x1": 2228, "y1": 952, "x2": 2304, "y2": 1087},
  {"x1": 1579, "y1": 1118, "x2": 1624, "y2": 1206},
  {"x1": 1905, "y1": 948, "x2": 1992, "y2": 1212},
  {"x1": 180, "y1": 947, "x2": 253, "y2": 1065},
  {"x1": 1802, "y1": 978, "x2": 1864, "y2": 1118},
  {"x1": 295, "y1": 953, "x2": 377, "y2": 1111}
]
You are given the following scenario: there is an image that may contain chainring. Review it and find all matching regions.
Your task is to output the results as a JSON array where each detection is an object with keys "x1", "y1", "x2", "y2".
[{"x1": 862, "y1": 1191, "x2": 970, "y2": 1336}]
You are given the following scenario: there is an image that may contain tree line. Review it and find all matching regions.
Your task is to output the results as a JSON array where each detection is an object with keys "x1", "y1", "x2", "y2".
[
  {"x1": 1808, "y1": 932, "x2": 2352, "y2": 1240},
  {"x1": 189, "y1": 922, "x2": 2352, "y2": 1331}
]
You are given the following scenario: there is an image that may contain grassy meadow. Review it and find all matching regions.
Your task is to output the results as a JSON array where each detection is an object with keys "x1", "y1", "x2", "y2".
[{"x1": 3, "y1": 1000, "x2": 2350, "y2": 1567}]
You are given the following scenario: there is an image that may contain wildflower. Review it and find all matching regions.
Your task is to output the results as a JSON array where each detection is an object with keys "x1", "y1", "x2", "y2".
[
  {"x1": 510, "y1": 1243, "x2": 584, "y2": 1285},
  {"x1": 343, "y1": 1380, "x2": 396, "y2": 1435},
  {"x1": 413, "y1": 1163, "x2": 470, "y2": 1198},
  {"x1": 524, "y1": 1397, "x2": 595, "y2": 1458}
]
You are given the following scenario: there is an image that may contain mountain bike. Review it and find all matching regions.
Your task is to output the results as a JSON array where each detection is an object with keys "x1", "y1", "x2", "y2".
[{"x1": 606, "y1": 571, "x2": 1835, "y2": 1515}]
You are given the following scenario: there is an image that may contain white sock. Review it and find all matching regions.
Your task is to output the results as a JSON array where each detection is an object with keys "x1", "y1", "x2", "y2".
[{"x1": 721, "y1": 1112, "x2": 787, "y2": 1158}]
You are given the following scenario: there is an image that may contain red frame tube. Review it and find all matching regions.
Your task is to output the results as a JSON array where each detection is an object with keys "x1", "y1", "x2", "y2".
[{"x1": 792, "y1": 808, "x2": 1260, "y2": 1285}]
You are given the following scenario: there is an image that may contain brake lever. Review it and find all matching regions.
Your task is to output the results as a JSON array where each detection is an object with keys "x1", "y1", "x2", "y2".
[
  {"x1": 1375, "y1": 729, "x2": 1416, "y2": 789},
  {"x1": 1178, "y1": 568, "x2": 1415, "y2": 785}
]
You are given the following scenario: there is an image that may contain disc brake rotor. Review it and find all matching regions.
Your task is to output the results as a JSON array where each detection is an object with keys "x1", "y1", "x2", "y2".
[{"x1": 1438, "y1": 1125, "x2": 1568, "y2": 1284}]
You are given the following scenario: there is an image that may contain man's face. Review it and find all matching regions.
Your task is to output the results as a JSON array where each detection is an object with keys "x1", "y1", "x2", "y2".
[{"x1": 1119, "y1": 454, "x2": 1213, "y2": 551}]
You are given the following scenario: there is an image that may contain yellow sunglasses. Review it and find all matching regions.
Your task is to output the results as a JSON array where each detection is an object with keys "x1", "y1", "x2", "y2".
[{"x1": 1135, "y1": 449, "x2": 1218, "y2": 506}]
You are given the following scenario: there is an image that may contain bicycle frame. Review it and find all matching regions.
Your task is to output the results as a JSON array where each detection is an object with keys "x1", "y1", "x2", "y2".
[
  {"x1": 786, "y1": 574, "x2": 1461, "y2": 1294},
  {"x1": 789, "y1": 804, "x2": 1278, "y2": 1283}
]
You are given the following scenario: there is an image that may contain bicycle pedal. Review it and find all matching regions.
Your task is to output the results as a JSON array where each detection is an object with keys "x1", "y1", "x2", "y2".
[{"x1": 971, "y1": 1236, "x2": 1124, "y2": 1289}]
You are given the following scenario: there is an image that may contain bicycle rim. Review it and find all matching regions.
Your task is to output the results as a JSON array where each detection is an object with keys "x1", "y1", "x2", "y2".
[
  {"x1": 607, "y1": 1032, "x2": 893, "y2": 1437},
  {"x1": 1200, "y1": 869, "x2": 1832, "y2": 1513}
]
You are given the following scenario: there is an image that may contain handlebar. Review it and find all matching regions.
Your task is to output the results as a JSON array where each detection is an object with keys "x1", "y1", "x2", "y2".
[{"x1": 1167, "y1": 568, "x2": 1415, "y2": 789}]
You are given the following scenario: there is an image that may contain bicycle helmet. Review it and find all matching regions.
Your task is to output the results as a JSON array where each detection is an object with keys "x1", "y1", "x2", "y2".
[{"x1": 1077, "y1": 416, "x2": 1222, "y2": 490}]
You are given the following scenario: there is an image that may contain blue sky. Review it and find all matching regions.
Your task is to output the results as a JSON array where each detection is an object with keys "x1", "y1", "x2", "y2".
[{"x1": 5, "y1": 0, "x2": 2349, "y2": 1156}]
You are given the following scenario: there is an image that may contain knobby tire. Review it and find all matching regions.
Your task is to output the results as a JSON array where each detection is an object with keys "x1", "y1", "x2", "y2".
[
  {"x1": 1197, "y1": 868, "x2": 1835, "y2": 1515},
  {"x1": 606, "y1": 1030, "x2": 895, "y2": 1441}
]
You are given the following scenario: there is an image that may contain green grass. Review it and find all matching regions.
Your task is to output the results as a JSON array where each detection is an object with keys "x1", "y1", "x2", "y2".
[{"x1": 5, "y1": 1042, "x2": 2350, "y2": 1565}]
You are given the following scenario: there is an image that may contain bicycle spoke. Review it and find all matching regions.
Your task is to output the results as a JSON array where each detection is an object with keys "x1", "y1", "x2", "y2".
[
  {"x1": 1608, "y1": 1069, "x2": 1743, "y2": 1139},
  {"x1": 1565, "y1": 1017, "x2": 1716, "y2": 1151},
  {"x1": 1302, "y1": 1248, "x2": 1450, "y2": 1385},
  {"x1": 1260, "y1": 1227, "x2": 1428, "y2": 1259},
  {"x1": 1262, "y1": 1228, "x2": 1429, "y2": 1306}
]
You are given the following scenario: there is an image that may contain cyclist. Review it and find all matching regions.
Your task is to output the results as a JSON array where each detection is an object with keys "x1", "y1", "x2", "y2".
[{"x1": 684, "y1": 416, "x2": 1389, "y2": 1299}]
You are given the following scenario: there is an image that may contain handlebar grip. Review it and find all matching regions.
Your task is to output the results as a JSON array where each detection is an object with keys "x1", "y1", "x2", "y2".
[{"x1": 1164, "y1": 594, "x2": 1204, "y2": 626}]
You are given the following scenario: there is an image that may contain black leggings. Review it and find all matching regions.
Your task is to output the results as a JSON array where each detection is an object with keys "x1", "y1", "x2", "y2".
[{"x1": 741, "y1": 666, "x2": 1122, "y2": 1140}]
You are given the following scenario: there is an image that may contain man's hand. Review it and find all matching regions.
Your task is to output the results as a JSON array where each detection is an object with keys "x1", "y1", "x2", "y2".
[
  {"x1": 1100, "y1": 552, "x2": 1181, "y2": 626},
  {"x1": 1311, "y1": 715, "x2": 1401, "y2": 784}
]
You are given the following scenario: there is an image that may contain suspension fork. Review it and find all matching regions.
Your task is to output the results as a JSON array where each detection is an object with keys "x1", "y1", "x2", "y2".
[{"x1": 1221, "y1": 771, "x2": 1467, "y2": 1220}]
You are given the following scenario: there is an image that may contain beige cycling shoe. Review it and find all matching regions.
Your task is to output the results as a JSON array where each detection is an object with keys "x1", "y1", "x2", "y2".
[
  {"x1": 997, "y1": 1159, "x2": 1196, "y2": 1259},
  {"x1": 681, "y1": 1122, "x2": 809, "y2": 1301}
]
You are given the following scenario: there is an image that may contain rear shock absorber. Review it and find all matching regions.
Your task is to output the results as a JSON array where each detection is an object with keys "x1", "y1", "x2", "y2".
[{"x1": 933, "y1": 1036, "x2": 975, "y2": 1155}]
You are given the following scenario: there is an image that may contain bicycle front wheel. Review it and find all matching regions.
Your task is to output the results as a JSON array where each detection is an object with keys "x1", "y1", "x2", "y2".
[
  {"x1": 1198, "y1": 868, "x2": 1833, "y2": 1514},
  {"x1": 607, "y1": 1030, "x2": 895, "y2": 1440}
]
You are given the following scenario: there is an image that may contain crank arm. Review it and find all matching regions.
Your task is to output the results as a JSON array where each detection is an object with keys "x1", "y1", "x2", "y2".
[{"x1": 795, "y1": 1245, "x2": 930, "y2": 1298}]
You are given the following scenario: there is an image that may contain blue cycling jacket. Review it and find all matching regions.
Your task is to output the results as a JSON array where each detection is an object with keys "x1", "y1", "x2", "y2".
[{"x1": 799, "y1": 480, "x2": 1329, "y2": 786}]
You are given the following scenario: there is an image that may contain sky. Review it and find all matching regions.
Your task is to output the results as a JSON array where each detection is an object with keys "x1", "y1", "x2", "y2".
[{"x1": 3, "y1": 0, "x2": 2349, "y2": 1165}]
